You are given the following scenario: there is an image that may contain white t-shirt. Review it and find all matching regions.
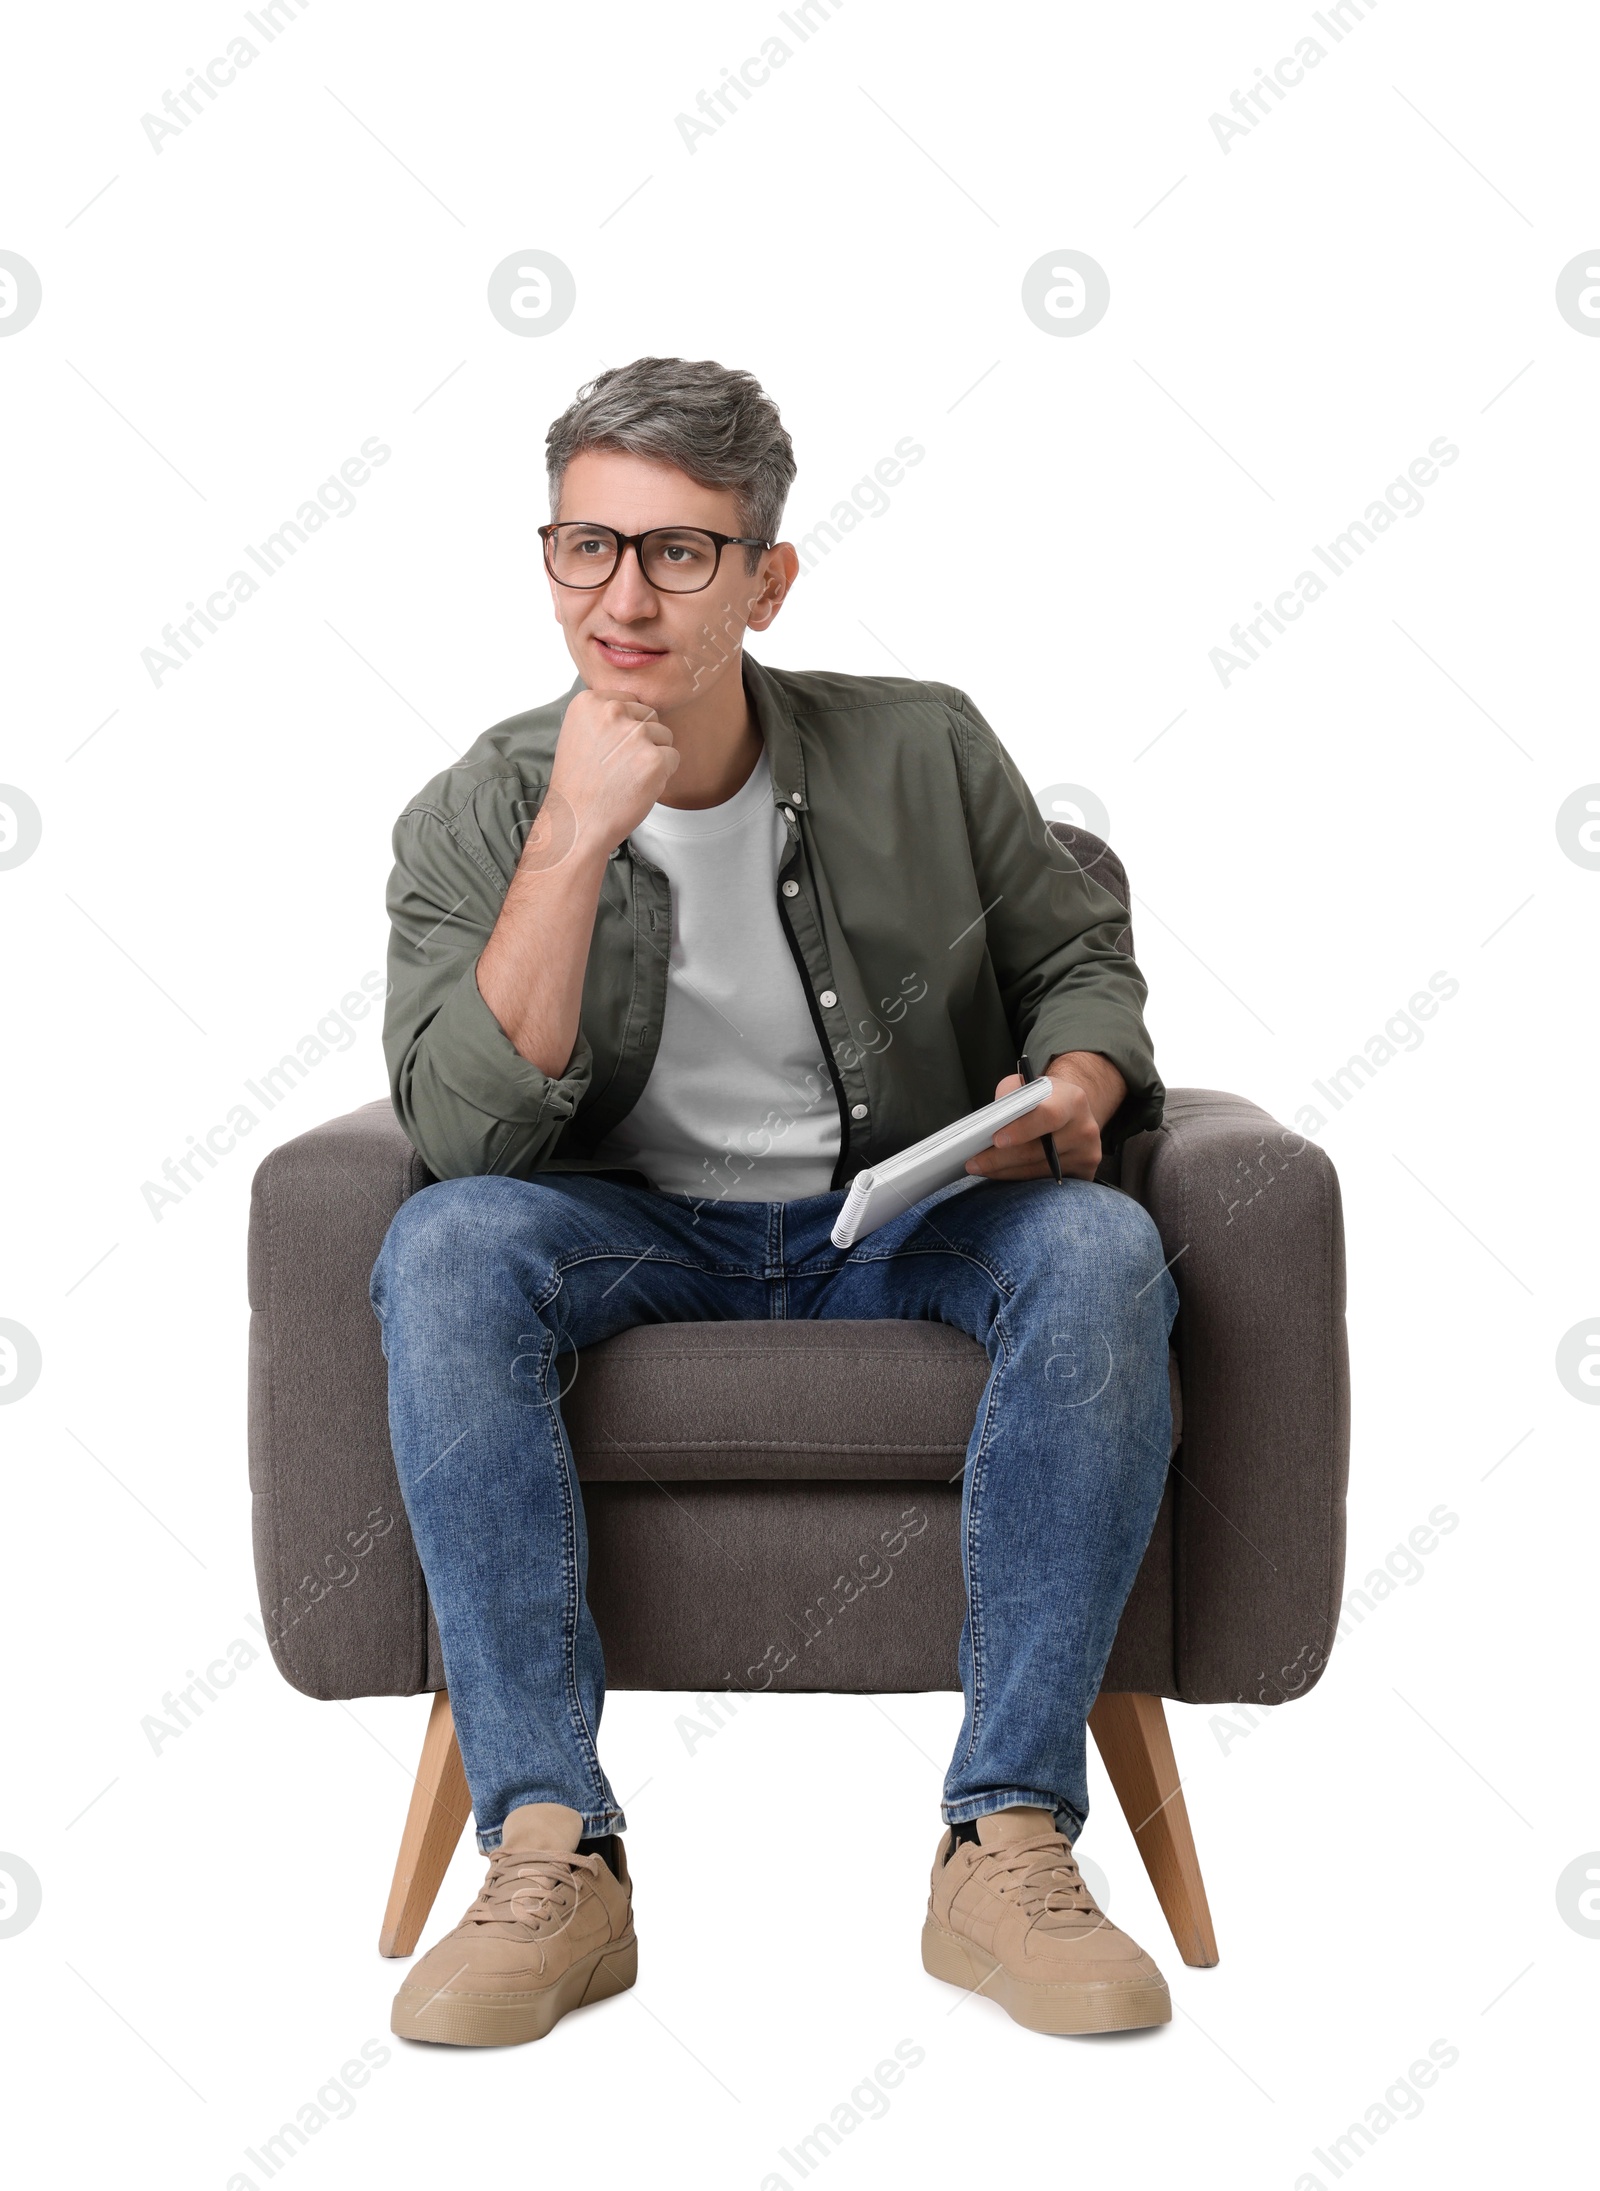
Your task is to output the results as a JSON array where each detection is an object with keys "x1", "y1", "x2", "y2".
[{"x1": 589, "y1": 748, "x2": 843, "y2": 1201}]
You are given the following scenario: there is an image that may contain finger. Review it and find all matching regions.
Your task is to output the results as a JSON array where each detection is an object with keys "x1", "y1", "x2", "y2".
[
  {"x1": 993, "y1": 1107, "x2": 1058, "y2": 1144},
  {"x1": 966, "y1": 1143, "x2": 1047, "y2": 1179},
  {"x1": 967, "y1": 1156, "x2": 1045, "y2": 1182}
]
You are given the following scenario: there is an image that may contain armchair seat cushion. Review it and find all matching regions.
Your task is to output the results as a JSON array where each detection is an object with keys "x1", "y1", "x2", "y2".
[{"x1": 566, "y1": 1318, "x2": 1181, "y2": 1483}]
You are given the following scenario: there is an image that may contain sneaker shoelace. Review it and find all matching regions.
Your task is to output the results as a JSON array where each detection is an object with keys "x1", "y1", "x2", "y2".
[
  {"x1": 462, "y1": 1847, "x2": 606, "y2": 1941},
  {"x1": 978, "y1": 1833, "x2": 1105, "y2": 1936}
]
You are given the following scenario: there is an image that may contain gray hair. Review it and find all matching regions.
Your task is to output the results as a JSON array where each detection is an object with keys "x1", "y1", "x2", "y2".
[{"x1": 545, "y1": 356, "x2": 796, "y2": 574}]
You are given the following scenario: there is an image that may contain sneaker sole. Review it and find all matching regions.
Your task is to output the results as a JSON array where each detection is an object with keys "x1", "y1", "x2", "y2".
[
  {"x1": 921, "y1": 1916, "x2": 1171, "y2": 2036},
  {"x1": 391, "y1": 1934, "x2": 637, "y2": 2047}
]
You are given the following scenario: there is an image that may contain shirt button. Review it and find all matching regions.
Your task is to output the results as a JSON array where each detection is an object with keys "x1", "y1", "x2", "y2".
[
  {"x1": 781, "y1": 880, "x2": 799, "y2": 897},
  {"x1": 819, "y1": 989, "x2": 837, "y2": 1008},
  {"x1": 850, "y1": 1103, "x2": 868, "y2": 1121}
]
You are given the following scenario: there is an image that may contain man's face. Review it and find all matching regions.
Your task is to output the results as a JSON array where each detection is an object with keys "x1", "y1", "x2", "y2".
[{"x1": 547, "y1": 447, "x2": 793, "y2": 710}]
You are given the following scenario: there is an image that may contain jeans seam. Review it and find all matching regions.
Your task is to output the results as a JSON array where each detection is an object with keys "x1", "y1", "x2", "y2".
[
  {"x1": 834, "y1": 1240, "x2": 1016, "y2": 1293},
  {"x1": 541, "y1": 1325, "x2": 612, "y2": 1815},
  {"x1": 535, "y1": 1245, "x2": 772, "y2": 1298},
  {"x1": 957, "y1": 1295, "x2": 1015, "y2": 1770}
]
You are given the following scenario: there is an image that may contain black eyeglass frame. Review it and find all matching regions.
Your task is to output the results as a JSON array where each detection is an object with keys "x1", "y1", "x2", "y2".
[{"x1": 537, "y1": 521, "x2": 773, "y2": 594}]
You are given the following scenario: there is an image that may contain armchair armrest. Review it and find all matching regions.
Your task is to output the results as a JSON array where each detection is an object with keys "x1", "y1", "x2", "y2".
[
  {"x1": 1119, "y1": 1090, "x2": 1350, "y2": 1704},
  {"x1": 248, "y1": 1101, "x2": 431, "y2": 1698}
]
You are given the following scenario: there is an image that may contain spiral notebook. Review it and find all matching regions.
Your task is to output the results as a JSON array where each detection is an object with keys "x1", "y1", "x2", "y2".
[{"x1": 829, "y1": 1079, "x2": 1053, "y2": 1249}]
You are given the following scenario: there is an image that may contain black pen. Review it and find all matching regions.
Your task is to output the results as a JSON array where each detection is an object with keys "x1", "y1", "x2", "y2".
[{"x1": 1017, "y1": 1051, "x2": 1063, "y2": 1183}]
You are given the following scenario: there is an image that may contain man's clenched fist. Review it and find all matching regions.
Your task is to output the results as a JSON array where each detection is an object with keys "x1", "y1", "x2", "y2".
[{"x1": 545, "y1": 688, "x2": 680, "y2": 862}]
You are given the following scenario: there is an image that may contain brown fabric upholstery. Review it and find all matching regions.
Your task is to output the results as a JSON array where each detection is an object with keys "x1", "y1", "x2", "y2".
[
  {"x1": 1121, "y1": 1090, "x2": 1350, "y2": 1698},
  {"x1": 574, "y1": 1478, "x2": 1177, "y2": 1699},
  {"x1": 562, "y1": 1320, "x2": 1180, "y2": 1483},
  {"x1": 247, "y1": 829, "x2": 1347, "y2": 1709}
]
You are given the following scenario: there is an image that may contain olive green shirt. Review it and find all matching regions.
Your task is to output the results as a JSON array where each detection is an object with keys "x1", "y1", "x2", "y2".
[{"x1": 382, "y1": 655, "x2": 1165, "y2": 1189}]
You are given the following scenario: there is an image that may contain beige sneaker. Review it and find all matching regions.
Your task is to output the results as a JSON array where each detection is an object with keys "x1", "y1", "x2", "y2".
[
  {"x1": 392, "y1": 1803, "x2": 637, "y2": 2047},
  {"x1": 922, "y1": 1807, "x2": 1171, "y2": 2035}
]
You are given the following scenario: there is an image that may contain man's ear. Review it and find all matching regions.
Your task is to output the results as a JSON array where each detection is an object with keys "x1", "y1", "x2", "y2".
[{"x1": 745, "y1": 543, "x2": 799, "y2": 633}]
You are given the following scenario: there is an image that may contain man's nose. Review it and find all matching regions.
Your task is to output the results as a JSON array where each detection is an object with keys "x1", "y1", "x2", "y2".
[{"x1": 601, "y1": 542, "x2": 659, "y2": 616}]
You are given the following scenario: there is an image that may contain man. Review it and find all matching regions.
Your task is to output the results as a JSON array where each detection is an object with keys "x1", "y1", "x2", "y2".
[{"x1": 370, "y1": 356, "x2": 1179, "y2": 2047}]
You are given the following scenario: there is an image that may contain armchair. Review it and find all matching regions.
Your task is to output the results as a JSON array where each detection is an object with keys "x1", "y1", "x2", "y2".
[{"x1": 246, "y1": 829, "x2": 1349, "y2": 1968}]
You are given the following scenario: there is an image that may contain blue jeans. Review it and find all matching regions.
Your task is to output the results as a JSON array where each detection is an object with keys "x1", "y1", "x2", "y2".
[{"x1": 369, "y1": 1170, "x2": 1178, "y2": 1853}]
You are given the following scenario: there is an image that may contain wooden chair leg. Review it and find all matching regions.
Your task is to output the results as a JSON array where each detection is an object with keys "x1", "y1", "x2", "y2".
[
  {"x1": 378, "y1": 1690, "x2": 473, "y2": 1958},
  {"x1": 1088, "y1": 1690, "x2": 1219, "y2": 1968}
]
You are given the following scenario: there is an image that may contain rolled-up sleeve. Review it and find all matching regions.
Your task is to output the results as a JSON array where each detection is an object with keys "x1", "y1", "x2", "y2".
[
  {"x1": 383, "y1": 799, "x2": 592, "y2": 1180},
  {"x1": 950, "y1": 693, "x2": 1165, "y2": 1156}
]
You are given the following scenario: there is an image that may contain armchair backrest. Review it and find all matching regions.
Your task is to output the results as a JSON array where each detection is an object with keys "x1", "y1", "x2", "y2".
[{"x1": 1047, "y1": 821, "x2": 1135, "y2": 962}]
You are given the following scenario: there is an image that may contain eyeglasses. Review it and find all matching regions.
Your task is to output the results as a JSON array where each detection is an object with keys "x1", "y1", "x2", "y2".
[{"x1": 538, "y1": 521, "x2": 772, "y2": 594}]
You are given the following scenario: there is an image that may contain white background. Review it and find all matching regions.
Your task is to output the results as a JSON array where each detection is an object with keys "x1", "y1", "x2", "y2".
[{"x1": 1, "y1": 0, "x2": 1595, "y2": 2183}]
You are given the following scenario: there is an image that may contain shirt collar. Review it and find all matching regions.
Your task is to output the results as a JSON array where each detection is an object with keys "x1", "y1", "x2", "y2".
[{"x1": 743, "y1": 653, "x2": 807, "y2": 813}]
